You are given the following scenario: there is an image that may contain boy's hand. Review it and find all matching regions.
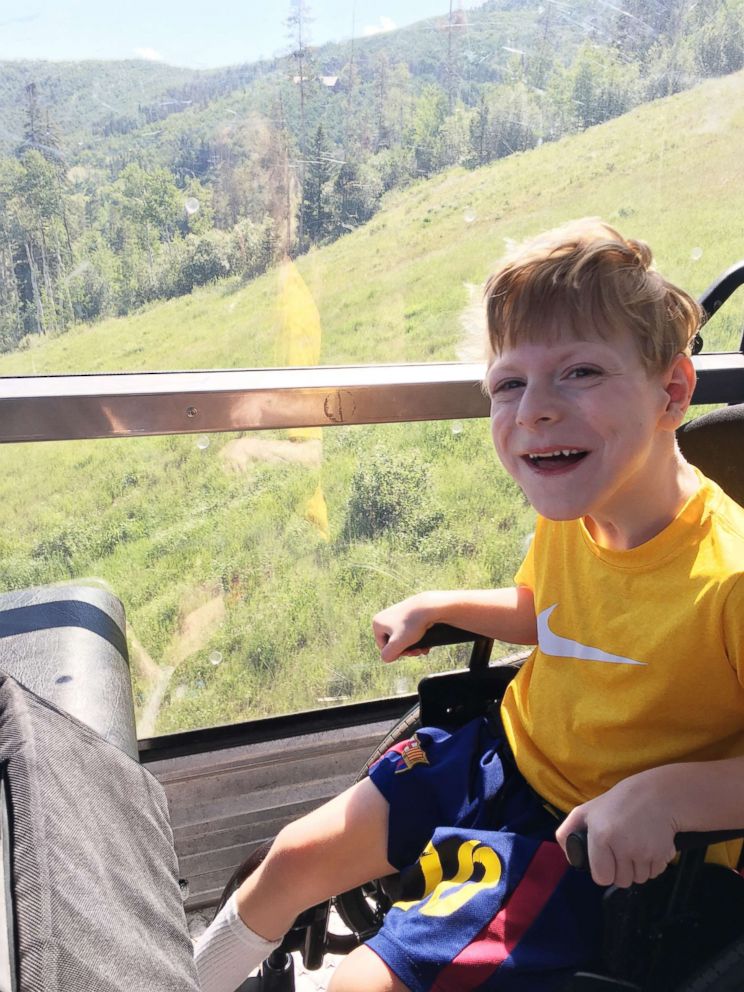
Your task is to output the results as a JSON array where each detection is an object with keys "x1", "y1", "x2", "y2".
[
  {"x1": 372, "y1": 596, "x2": 433, "y2": 662},
  {"x1": 555, "y1": 770, "x2": 678, "y2": 888}
]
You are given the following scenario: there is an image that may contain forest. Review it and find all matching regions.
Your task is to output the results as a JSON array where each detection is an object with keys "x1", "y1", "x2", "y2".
[{"x1": 1, "y1": 0, "x2": 743, "y2": 353}]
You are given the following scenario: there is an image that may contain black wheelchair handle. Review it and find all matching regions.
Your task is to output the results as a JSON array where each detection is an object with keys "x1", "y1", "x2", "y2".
[
  {"x1": 699, "y1": 259, "x2": 744, "y2": 319},
  {"x1": 414, "y1": 623, "x2": 479, "y2": 649},
  {"x1": 566, "y1": 827, "x2": 744, "y2": 871}
]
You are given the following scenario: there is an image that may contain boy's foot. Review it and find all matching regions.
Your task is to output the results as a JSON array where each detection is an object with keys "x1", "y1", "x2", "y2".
[{"x1": 194, "y1": 892, "x2": 281, "y2": 992}]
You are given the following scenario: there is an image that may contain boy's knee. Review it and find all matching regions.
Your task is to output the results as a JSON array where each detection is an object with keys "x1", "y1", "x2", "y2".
[
  {"x1": 236, "y1": 780, "x2": 393, "y2": 923},
  {"x1": 328, "y1": 945, "x2": 410, "y2": 992}
]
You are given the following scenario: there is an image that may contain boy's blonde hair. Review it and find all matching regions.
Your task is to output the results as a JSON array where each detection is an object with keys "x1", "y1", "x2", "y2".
[{"x1": 484, "y1": 218, "x2": 703, "y2": 371}]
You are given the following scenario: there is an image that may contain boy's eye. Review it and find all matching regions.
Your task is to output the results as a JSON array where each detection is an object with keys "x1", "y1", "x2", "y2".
[
  {"x1": 490, "y1": 378, "x2": 525, "y2": 397},
  {"x1": 566, "y1": 365, "x2": 601, "y2": 380}
]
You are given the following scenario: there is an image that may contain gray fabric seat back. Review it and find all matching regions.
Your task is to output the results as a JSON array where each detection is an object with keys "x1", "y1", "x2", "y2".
[{"x1": 0, "y1": 673, "x2": 199, "y2": 992}]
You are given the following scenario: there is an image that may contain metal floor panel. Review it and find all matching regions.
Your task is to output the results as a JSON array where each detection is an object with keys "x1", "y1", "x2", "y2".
[{"x1": 150, "y1": 718, "x2": 397, "y2": 910}]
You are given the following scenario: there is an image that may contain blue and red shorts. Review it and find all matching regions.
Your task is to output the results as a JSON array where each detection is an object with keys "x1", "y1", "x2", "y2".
[{"x1": 367, "y1": 715, "x2": 604, "y2": 991}]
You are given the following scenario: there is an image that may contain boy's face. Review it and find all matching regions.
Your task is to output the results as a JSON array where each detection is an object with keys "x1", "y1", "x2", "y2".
[{"x1": 486, "y1": 327, "x2": 682, "y2": 533}]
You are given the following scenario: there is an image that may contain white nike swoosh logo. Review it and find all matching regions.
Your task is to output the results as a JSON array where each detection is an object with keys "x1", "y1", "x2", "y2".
[{"x1": 537, "y1": 604, "x2": 646, "y2": 666}]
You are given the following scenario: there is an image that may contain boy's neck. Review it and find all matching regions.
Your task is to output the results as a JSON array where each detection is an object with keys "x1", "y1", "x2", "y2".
[{"x1": 583, "y1": 457, "x2": 700, "y2": 551}]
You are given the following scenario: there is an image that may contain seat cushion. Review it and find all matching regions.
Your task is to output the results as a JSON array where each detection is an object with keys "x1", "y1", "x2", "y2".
[{"x1": 0, "y1": 673, "x2": 199, "y2": 992}]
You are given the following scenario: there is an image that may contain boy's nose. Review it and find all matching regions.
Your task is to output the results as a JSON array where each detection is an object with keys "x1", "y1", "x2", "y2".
[{"x1": 515, "y1": 385, "x2": 562, "y2": 428}]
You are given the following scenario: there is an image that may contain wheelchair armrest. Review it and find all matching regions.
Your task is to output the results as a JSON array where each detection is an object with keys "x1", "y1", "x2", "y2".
[
  {"x1": 414, "y1": 623, "x2": 495, "y2": 671},
  {"x1": 415, "y1": 623, "x2": 482, "y2": 648},
  {"x1": 566, "y1": 828, "x2": 744, "y2": 871}
]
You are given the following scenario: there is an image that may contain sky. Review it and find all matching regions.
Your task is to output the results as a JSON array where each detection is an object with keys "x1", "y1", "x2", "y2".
[{"x1": 0, "y1": 1, "x2": 486, "y2": 69}]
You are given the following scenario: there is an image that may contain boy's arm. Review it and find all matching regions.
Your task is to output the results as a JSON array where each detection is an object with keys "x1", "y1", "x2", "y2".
[
  {"x1": 372, "y1": 586, "x2": 537, "y2": 662},
  {"x1": 556, "y1": 754, "x2": 744, "y2": 888}
]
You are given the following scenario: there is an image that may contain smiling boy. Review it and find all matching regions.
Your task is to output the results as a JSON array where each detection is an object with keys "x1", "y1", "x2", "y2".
[{"x1": 195, "y1": 220, "x2": 744, "y2": 992}]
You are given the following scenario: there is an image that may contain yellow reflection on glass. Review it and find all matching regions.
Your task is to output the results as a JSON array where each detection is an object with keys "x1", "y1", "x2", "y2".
[{"x1": 277, "y1": 256, "x2": 328, "y2": 539}]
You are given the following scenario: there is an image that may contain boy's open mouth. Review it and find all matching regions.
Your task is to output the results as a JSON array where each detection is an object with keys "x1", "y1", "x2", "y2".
[{"x1": 523, "y1": 449, "x2": 589, "y2": 471}]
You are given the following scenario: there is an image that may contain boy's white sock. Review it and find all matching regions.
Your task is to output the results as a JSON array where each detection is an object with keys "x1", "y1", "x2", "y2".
[{"x1": 194, "y1": 891, "x2": 281, "y2": 992}]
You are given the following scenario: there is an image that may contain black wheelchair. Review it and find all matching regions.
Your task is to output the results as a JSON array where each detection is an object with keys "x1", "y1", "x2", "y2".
[{"x1": 222, "y1": 264, "x2": 744, "y2": 992}]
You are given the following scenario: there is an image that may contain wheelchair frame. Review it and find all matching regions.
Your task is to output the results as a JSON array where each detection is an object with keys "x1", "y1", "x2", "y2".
[{"x1": 242, "y1": 608, "x2": 744, "y2": 992}]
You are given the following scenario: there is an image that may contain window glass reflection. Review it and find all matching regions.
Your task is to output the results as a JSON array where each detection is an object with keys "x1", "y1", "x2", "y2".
[{"x1": 0, "y1": 422, "x2": 533, "y2": 735}]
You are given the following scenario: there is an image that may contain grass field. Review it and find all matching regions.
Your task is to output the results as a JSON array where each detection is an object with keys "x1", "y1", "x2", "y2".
[{"x1": 1, "y1": 70, "x2": 743, "y2": 735}]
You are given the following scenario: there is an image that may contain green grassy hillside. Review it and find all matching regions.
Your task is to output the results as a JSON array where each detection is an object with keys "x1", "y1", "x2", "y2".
[
  {"x1": 0, "y1": 59, "x2": 200, "y2": 152},
  {"x1": 0, "y1": 71, "x2": 742, "y2": 735},
  {"x1": 6, "y1": 0, "x2": 740, "y2": 355},
  {"x1": 4, "y1": 69, "x2": 743, "y2": 379}
]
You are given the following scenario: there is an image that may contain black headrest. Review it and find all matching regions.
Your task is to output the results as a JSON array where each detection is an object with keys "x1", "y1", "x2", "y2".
[{"x1": 677, "y1": 404, "x2": 744, "y2": 506}]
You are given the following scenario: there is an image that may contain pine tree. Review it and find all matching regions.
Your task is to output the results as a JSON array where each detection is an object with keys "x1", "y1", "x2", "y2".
[
  {"x1": 287, "y1": 0, "x2": 314, "y2": 248},
  {"x1": 265, "y1": 94, "x2": 297, "y2": 256},
  {"x1": 21, "y1": 83, "x2": 42, "y2": 153},
  {"x1": 300, "y1": 125, "x2": 335, "y2": 247},
  {"x1": 19, "y1": 83, "x2": 64, "y2": 168}
]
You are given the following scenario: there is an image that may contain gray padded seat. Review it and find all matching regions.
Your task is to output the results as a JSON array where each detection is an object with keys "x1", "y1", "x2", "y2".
[
  {"x1": 0, "y1": 584, "x2": 137, "y2": 761},
  {"x1": 0, "y1": 587, "x2": 200, "y2": 991}
]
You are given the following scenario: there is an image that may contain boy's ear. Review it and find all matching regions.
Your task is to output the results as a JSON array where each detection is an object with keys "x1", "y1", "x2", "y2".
[{"x1": 660, "y1": 353, "x2": 696, "y2": 430}]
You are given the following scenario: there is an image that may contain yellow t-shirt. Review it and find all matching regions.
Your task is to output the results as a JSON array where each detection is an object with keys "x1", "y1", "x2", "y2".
[{"x1": 501, "y1": 472, "x2": 744, "y2": 840}]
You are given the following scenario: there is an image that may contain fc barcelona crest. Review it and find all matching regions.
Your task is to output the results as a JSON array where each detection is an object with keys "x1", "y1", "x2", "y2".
[{"x1": 394, "y1": 736, "x2": 430, "y2": 774}]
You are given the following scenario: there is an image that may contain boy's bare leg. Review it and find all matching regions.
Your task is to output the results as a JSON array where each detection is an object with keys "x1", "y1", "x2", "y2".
[
  {"x1": 329, "y1": 946, "x2": 410, "y2": 992},
  {"x1": 195, "y1": 778, "x2": 396, "y2": 992},
  {"x1": 236, "y1": 776, "x2": 395, "y2": 940}
]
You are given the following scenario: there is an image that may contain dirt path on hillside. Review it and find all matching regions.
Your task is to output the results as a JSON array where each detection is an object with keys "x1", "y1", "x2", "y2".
[
  {"x1": 137, "y1": 663, "x2": 175, "y2": 738},
  {"x1": 128, "y1": 629, "x2": 161, "y2": 684},
  {"x1": 457, "y1": 282, "x2": 487, "y2": 362},
  {"x1": 220, "y1": 436, "x2": 322, "y2": 471},
  {"x1": 134, "y1": 434, "x2": 322, "y2": 733},
  {"x1": 134, "y1": 587, "x2": 227, "y2": 737},
  {"x1": 134, "y1": 292, "x2": 483, "y2": 736}
]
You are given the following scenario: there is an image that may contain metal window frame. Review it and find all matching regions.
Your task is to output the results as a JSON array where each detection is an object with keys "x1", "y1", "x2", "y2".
[
  {"x1": 0, "y1": 353, "x2": 742, "y2": 445},
  {"x1": 0, "y1": 349, "x2": 741, "y2": 759}
]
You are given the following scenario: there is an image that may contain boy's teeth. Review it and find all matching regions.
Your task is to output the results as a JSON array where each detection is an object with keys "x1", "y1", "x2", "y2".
[{"x1": 529, "y1": 449, "x2": 579, "y2": 460}]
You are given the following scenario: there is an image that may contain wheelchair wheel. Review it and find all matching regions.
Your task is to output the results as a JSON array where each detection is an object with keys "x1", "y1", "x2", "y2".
[
  {"x1": 333, "y1": 702, "x2": 421, "y2": 939},
  {"x1": 361, "y1": 703, "x2": 422, "y2": 774},
  {"x1": 675, "y1": 933, "x2": 744, "y2": 991}
]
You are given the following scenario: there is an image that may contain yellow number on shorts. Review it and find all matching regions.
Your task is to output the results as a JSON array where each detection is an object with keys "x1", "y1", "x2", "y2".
[{"x1": 395, "y1": 839, "x2": 502, "y2": 917}]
